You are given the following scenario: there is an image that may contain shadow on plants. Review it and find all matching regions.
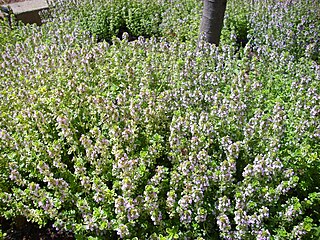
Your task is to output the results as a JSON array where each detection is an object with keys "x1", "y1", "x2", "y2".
[{"x1": 0, "y1": 216, "x2": 74, "y2": 240}]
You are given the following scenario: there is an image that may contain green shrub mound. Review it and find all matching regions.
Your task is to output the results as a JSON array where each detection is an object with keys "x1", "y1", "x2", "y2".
[
  {"x1": 49, "y1": 0, "x2": 320, "y2": 62},
  {"x1": 1, "y1": 0, "x2": 320, "y2": 239},
  {"x1": 49, "y1": 0, "x2": 202, "y2": 42}
]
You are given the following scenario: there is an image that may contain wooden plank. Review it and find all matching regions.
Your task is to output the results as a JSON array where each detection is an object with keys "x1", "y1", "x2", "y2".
[
  {"x1": 6, "y1": 0, "x2": 48, "y2": 14},
  {"x1": 0, "y1": 0, "x2": 50, "y2": 25}
]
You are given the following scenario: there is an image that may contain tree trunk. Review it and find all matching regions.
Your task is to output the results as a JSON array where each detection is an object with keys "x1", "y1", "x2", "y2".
[{"x1": 199, "y1": 0, "x2": 227, "y2": 45}]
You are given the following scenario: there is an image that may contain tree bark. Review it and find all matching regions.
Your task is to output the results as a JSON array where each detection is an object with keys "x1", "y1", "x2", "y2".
[{"x1": 199, "y1": 0, "x2": 227, "y2": 46}]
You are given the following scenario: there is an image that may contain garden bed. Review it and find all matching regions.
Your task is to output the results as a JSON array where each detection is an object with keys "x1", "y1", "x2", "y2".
[{"x1": 0, "y1": 0, "x2": 319, "y2": 239}]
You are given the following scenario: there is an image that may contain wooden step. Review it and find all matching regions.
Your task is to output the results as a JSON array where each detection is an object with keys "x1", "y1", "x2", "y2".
[{"x1": 0, "y1": 0, "x2": 49, "y2": 25}]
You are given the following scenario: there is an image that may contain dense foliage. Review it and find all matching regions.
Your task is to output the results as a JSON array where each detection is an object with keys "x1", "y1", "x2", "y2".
[
  {"x1": 47, "y1": 0, "x2": 203, "y2": 42},
  {"x1": 0, "y1": 0, "x2": 319, "y2": 239}
]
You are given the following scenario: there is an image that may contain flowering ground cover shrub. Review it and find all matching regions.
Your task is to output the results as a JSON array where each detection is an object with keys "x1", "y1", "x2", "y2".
[
  {"x1": 159, "y1": 0, "x2": 202, "y2": 42},
  {"x1": 0, "y1": 18, "x2": 30, "y2": 52},
  {"x1": 247, "y1": 0, "x2": 320, "y2": 62},
  {"x1": 50, "y1": 0, "x2": 169, "y2": 42},
  {"x1": 1, "y1": 0, "x2": 320, "y2": 239}
]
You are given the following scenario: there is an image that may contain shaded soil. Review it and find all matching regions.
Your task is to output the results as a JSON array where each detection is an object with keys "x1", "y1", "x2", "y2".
[{"x1": 0, "y1": 217, "x2": 75, "y2": 240}]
